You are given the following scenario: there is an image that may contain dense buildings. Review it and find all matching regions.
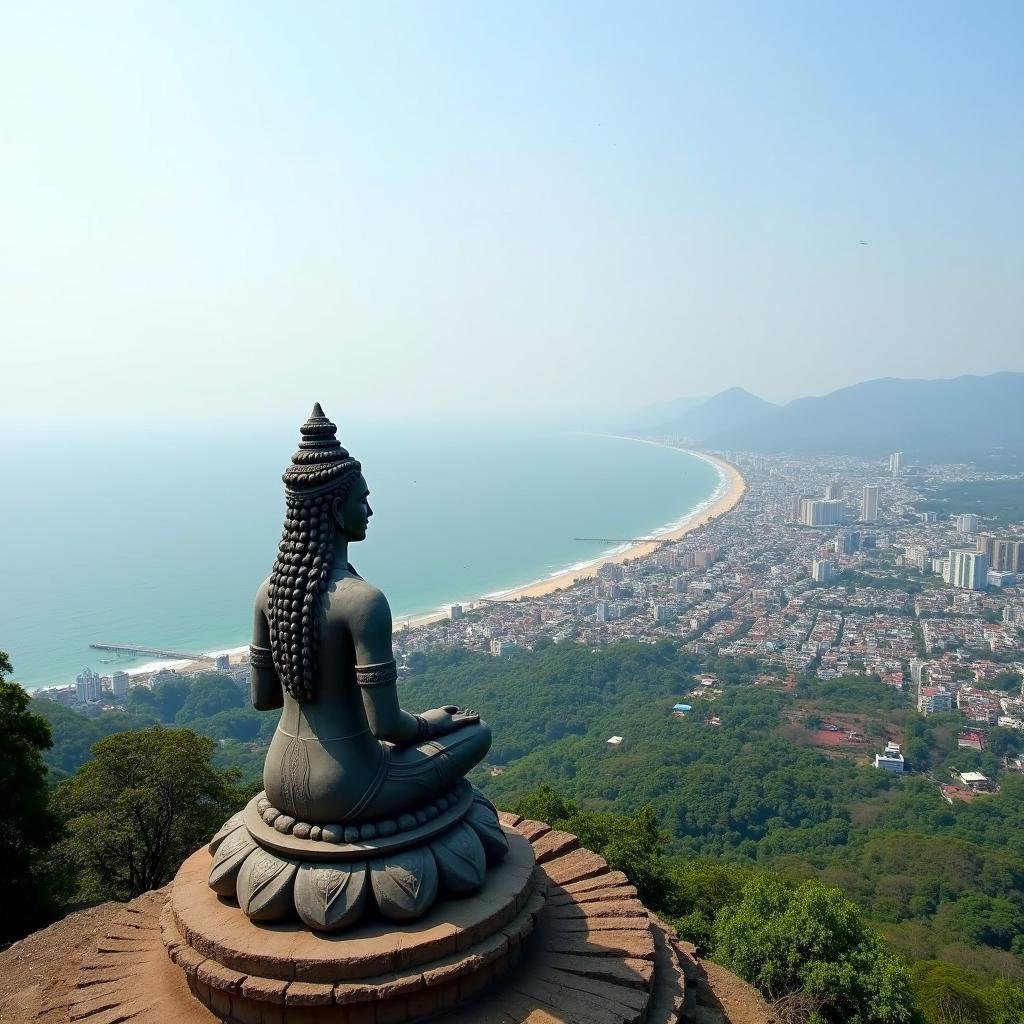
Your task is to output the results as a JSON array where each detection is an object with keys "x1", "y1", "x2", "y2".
[{"x1": 38, "y1": 446, "x2": 1024, "y2": 803}]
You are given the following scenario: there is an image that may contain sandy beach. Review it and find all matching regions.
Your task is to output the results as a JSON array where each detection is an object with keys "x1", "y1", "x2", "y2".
[
  {"x1": 394, "y1": 448, "x2": 746, "y2": 629},
  {"x1": 138, "y1": 449, "x2": 746, "y2": 673}
]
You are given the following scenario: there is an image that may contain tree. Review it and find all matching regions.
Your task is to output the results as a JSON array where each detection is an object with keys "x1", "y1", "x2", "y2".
[
  {"x1": 55, "y1": 727, "x2": 243, "y2": 901},
  {"x1": 512, "y1": 785, "x2": 671, "y2": 908},
  {"x1": 712, "y1": 875, "x2": 919, "y2": 1024},
  {"x1": 175, "y1": 674, "x2": 244, "y2": 724},
  {"x1": 153, "y1": 677, "x2": 191, "y2": 722},
  {"x1": 909, "y1": 961, "x2": 993, "y2": 1024},
  {"x1": 0, "y1": 652, "x2": 66, "y2": 942}
]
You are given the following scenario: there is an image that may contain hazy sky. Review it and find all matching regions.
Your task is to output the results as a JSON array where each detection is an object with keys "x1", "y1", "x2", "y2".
[{"x1": 2, "y1": 2, "x2": 1022, "y2": 425}]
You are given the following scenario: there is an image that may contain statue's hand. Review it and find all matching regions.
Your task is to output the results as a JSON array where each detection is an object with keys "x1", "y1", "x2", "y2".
[{"x1": 420, "y1": 705, "x2": 480, "y2": 737}]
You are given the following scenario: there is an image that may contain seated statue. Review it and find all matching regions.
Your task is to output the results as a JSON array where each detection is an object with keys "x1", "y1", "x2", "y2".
[
  {"x1": 207, "y1": 405, "x2": 508, "y2": 930},
  {"x1": 250, "y1": 403, "x2": 492, "y2": 824}
]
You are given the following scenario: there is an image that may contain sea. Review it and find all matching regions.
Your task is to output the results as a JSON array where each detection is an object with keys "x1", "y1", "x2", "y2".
[{"x1": 0, "y1": 419, "x2": 722, "y2": 690}]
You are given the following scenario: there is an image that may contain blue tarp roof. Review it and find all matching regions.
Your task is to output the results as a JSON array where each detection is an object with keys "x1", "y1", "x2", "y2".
[{"x1": 672, "y1": 704, "x2": 692, "y2": 712}]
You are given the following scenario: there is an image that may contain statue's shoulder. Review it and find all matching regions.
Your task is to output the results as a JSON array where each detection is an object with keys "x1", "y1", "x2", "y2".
[
  {"x1": 255, "y1": 576, "x2": 272, "y2": 612},
  {"x1": 329, "y1": 573, "x2": 391, "y2": 627}
]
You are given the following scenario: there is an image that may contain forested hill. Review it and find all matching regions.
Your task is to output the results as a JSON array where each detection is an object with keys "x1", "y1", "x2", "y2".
[{"x1": 26, "y1": 642, "x2": 1024, "y2": 1019}]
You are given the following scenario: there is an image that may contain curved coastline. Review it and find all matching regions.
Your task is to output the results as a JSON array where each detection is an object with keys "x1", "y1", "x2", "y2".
[
  {"x1": 40, "y1": 447, "x2": 746, "y2": 684},
  {"x1": 395, "y1": 445, "x2": 746, "y2": 630}
]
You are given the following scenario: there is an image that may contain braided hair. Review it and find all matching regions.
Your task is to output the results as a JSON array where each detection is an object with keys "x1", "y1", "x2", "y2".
[{"x1": 268, "y1": 404, "x2": 360, "y2": 701}]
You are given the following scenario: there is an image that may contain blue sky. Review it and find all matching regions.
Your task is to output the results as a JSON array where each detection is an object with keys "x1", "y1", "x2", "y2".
[{"x1": 2, "y1": 2, "x2": 1021, "y2": 424}]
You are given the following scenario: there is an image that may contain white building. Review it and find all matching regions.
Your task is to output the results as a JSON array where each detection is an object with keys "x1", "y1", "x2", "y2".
[
  {"x1": 956, "y1": 514, "x2": 981, "y2": 534},
  {"x1": 903, "y1": 545, "x2": 930, "y2": 571},
  {"x1": 947, "y1": 548, "x2": 989, "y2": 591},
  {"x1": 75, "y1": 667, "x2": 102, "y2": 704},
  {"x1": 825, "y1": 481, "x2": 843, "y2": 500},
  {"x1": 800, "y1": 498, "x2": 844, "y2": 527},
  {"x1": 861, "y1": 485, "x2": 879, "y2": 522},
  {"x1": 909, "y1": 659, "x2": 928, "y2": 685},
  {"x1": 449, "y1": 604, "x2": 463, "y2": 620},
  {"x1": 111, "y1": 671, "x2": 130, "y2": 698},
  {"x1": 874, "y1": 742, "x2": 905, "y2": 772},
  {"x1": 889, "y1": 452, "x2": 903, "y2": 476},
  {"x1": 812, "y1": 559, "x2": 834, "y2": 583}
]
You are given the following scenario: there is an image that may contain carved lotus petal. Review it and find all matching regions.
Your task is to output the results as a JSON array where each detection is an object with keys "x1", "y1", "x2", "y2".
[
  {"x1": 207, "y1": 810, "x2": 247, "y2": 856},
  {"x1": 369, "y1": 846, "x2": 438, "y2": 921},
  {"x1": 465, "y1": 792, "x2": 510, "y2": 865},
  {"x1": 294, "y1": 861, "x2": 369, "y2": 932},
  {"x1": 431, "y1": 822, "x2": 487, "y2": 895},
  {"x1": 208, "y1": 825, "x2": 257, "y2": 897},
  {"x1": 236, "y1": 848, "x2": 298, "y2": 922}
]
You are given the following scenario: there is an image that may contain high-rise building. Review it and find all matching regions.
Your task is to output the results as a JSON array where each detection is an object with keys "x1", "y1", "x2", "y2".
[
  {"x1": 947, "y1": 548, "x2": 989, "y2": 591},
  {"x1": 889, "y1": 452, "x2": 903, "y2": 476},
  {"x1": 919, "y1": 511, "x2": 938, "y2": 524},
  {"x1": 903, "y1": 545, "x2": 930, "y2": 571},
  {"x1": 955, "y1": 514, "x2": 980, "y2": 534},
  {"x1": 75, "y1": 667, "x2": 102, "y2": 704},
  {"x1": 860, "y1": 485, "x2": 879, "y2": 522},
  {"x1": 800, "y1": 499, "x2": 844, "y2": 527},
  {"x1": 812, "y1": 559, "x2": 834, "y2": 583},
  {"x1": 449, "y1": 604, "x2": 463, "y2": 620},
  {"x1": 790, "y1": 495, "x2": 803, "y2": 523},
  {"x1": 111, "y1": 671, "x2": 130, "y2": 698},
  {"x1": 977, "y1": 534, "x2": 1024, "y2": 573},
  {"x1": 825, "y1": 481, "x2": 843, "y2": 500}
]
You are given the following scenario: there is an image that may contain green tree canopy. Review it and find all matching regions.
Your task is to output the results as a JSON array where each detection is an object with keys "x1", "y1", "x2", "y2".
[
  {"x1": 55, "y1": 726, "x2": 243, "y2": 901},
  {"x1": 0, "y1": 653, "x2": 66, "y2": 942},
  {"x1": 712, "y1": 875, "x2": 918, "y2": 1024},
  {"x1": 152, "y1": 677, "x2": 191, "y2": 722},
  {"x1": 175, "y1": 673, "x2": 244, "y2": 724}
]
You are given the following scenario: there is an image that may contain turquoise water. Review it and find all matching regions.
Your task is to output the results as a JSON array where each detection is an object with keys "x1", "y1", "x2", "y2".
[{"x1": 0, "y1": 421, "x2": 721, "y2": 688}]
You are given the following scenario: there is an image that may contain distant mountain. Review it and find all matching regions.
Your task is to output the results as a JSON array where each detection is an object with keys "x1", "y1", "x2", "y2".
[
  {"x1": 703, "y1": 372, "x2": 1024, "y2": 459},
  {"x1": 617, "y1": 395, "x2": 709, "y2": 433},
  {"x1": 656, "y1": 387, "x2": 779, "y2": 441}
]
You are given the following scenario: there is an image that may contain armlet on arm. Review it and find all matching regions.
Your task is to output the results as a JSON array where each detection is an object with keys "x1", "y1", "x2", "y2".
[
  {"x1": 355, "y1": 660, "x2": 398, "y2": 689},
  {"x1": 249, "y1": 644, "x2": 274, "y2": 669}
]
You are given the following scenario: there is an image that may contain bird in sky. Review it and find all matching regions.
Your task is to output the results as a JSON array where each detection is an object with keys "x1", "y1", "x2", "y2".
[{"x1": 859, "y1": 240, "x2": 869, "y2": 245}]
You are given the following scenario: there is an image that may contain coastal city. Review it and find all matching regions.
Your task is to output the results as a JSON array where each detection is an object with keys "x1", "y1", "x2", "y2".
[{"x1": 37, "y1": 446, "x2": 1024, "y2": 802}]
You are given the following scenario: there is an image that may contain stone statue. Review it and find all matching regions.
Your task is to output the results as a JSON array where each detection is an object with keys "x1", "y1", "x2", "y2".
[
  {"x1": 206, "y1": 405, "x2": 508, "y2": 930},
  {"x1": 253, "y1": 402, "x2": 491, "y2": 823}
]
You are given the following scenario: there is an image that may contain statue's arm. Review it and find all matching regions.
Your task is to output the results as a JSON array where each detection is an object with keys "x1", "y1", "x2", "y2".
[
  {"x1": 351, "y1": 589, "x2": 420, "y2": 744},
  {"x1": 250, "y1": 579, "x2": 284, "y2": 711}
]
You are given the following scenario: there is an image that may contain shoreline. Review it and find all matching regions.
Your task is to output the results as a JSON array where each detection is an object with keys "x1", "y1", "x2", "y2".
[
  {"x1": 28, "y1": 446, "x2": 746, "y2": 689},
  {"x1": 391, "y1": 446, "x2": 746, "y2": 631}
]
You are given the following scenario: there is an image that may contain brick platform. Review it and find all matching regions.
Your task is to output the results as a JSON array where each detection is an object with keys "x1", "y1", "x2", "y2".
[{"x1": 12, "y1": 816, "x2": 773, "y2": 1024}]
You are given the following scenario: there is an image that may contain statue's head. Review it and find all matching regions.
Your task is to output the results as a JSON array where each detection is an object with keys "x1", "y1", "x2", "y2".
[{"x1": 269, "y1": 404, "x2": 365, "y2": 701}]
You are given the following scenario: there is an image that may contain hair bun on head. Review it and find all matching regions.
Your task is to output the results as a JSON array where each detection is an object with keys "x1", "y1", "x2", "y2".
[{"x1": 283, "y1": 403, "x2": 361, "y2": 497}]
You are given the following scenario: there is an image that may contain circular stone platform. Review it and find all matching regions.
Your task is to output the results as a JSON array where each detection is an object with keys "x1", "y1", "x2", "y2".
[
  {"x1": 166, "y1": 828, "x2": 541, "y2": 1020},
  {"x1": 20, "y1": 815, "x2": 775, "y2": 1024}
]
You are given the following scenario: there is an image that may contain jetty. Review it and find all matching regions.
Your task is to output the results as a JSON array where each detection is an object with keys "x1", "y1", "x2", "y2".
[{"x1": 89, "y1": 643, "x2": 213, "y2": 662}]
